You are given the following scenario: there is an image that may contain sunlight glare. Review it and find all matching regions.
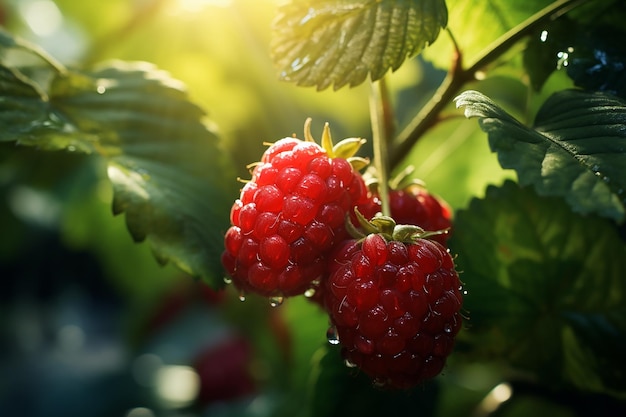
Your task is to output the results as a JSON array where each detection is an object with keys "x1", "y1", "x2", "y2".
[
  {"x1": 20, "y1": 0, "x2": 63, "y2": 37},
  {"x1": 177, "y1": 0, "x2": 232, "y2": 13},
  {"x1": 126, "y1": 408, "x2": 155, "y2": 417},
  {"x1": 479, "y1": 382, "x2": 513, "y2": 414}
]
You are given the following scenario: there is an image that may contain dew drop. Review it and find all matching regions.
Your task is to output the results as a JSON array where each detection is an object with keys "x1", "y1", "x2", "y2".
[
  {"x1": 238, "y1": 291, "x2": 246, "y2": 302},
  {"x1": 344, "y1": 359, "x2": 357, "y2": 368},
  {"x1": 96, "y1": 85, "x2": 106, "y2": 94},
  {"x1": 326, "y1": 326, "x2": 340, "y2": 345},
  {"x1": 269, "y1": 296, "x2": 284, "y2": 307},
  {"x1": 223, "y1": 276, "x2": 232, "y2": 285},
  {"x1": 304, "y1": 287, "x2": 316, "y2": 298},
  {"x1": 556, "y1": 48, "x2": 572, "y2": 69},
  {"x1": 444, "y1": 323, "x2": 453, "y2": 334}
]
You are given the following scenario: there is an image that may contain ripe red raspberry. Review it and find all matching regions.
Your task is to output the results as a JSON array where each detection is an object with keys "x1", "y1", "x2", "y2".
[
  {"x1": 193, "y1": 336, "x2": 256, "y2": 405},
  {"x1": 221, "y1": 125, "x2": 368, "y2": 300},
  {"x1": 358, "y1": 184, "x2": 452, "y2": 245},
  {"x1": 323, "y1": 231, "x2": 463, "y2": 389}
]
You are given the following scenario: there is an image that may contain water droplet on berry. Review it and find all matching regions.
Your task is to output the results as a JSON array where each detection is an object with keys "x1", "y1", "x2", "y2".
[
  {"x1": 304, "y1": 287, "x2": 316, "y2": 298},
  {"x1": 444, "y1": 323, "x2": 452, "y2": 334},
  {"x1": 238, "y1": 291, "x2": 246, "y2": 302},
  {"x1": 223, "y1": 276, "x2": 232, "y2": 285},
  {"x1": 269, "y1": 296, "x2": 284, "y2": 307},
  {"x1": 326, "y1": 326, "x2": 340, "y2": 345},
  {"x1": 344, "y1": 359, "x2": 357, "y2": 368}
]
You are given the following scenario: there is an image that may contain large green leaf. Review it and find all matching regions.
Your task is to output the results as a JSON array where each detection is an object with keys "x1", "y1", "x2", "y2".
[
  {"x1": 450, "y1": 180, "x2": 626, "y2": 395},
  {"x1": 455, "y1": 89, "x2": 626, "y2": 223},
  {"x1": 271, "y1": 0, "x2": 448, "y2": 90},
  {"x1": 0, "y1": 33, "x2": 233, "y2": 288}
]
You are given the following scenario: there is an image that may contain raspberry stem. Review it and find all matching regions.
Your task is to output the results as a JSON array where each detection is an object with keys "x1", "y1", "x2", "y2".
[
  {"x1": 389, "y1": 0, "x2": 587, "y2": 168},
  {"x1": 369, "y1": 78, "x2": 393, "y2": 217}
]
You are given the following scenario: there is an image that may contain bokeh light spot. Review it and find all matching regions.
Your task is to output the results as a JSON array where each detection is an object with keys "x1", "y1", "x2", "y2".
[
  {"x1": 155, "y1": 365, "x2": 200, "y2": 408},
  {"x1": 20, "y1": 0, "x2": 63, "y2": 37}
]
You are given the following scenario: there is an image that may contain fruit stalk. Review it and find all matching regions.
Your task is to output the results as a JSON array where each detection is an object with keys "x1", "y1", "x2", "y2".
[{"x1": 369, "y1": 78, "x2": 392, "y2": 217}]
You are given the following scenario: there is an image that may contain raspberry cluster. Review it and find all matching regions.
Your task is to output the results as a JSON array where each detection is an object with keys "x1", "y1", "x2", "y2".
[{"x1": 221, "y1": 121, "x2": 463, "y2": 388}]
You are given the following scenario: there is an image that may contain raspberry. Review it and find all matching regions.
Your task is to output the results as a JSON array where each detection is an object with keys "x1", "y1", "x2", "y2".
[
  {"x1": 193, "y1": 336, "x2": 255, "y2": 404},
  {"x1": 358, "y1": 184, "x2": 452, "y2": 245},
  {"x1": 323, "y1": 230, "x2": 463, "y2": 389},
  {"x1": 222, "y1": 122, "x2": 368, "y2": 300}
]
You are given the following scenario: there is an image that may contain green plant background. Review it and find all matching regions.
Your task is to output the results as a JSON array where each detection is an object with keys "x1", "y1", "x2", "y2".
[{"x1": 0, "y1": 0, "x2": 624, "y2": 416}]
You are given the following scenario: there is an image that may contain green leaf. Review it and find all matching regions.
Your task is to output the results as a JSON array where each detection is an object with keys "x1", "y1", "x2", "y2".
[
  {"x1": 0, "y1": 64, "x2": 56, "y2": 142},
  {"x1": 450, "y1": 180, "x2": 626, "y2": 395},
  {"x1": 455, "y1": 89, "x2": 626, "y2": 223},
  {"x1": 271, "y1": 0, "x2": 448, "y2": 90},
  {"x1": 0, "y1": 35, "x2": 233, "y2": 287},
  {"x1": 0, "y1": 27, "x2": 63, "y2": 70}
]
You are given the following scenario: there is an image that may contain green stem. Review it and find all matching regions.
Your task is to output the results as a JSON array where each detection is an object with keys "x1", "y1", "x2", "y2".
[
  {"x1": 377, "y1": 75, "x2": 396, "y2": 145},
  {"x1": 369, "y1": 79, "x2": 392, "y2": 217},
  {"x1": 389, "y1": 0, "x2": 588, "y2": 169},
  {"x1": 390, "y1": 28, "x2": 465, "y2": 168},
  {"x1": 466, "y1": 0, "x2": 588, "y2": 73}
]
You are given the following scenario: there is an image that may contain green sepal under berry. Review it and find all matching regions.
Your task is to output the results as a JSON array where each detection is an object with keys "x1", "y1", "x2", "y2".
[
  {"x1": 346, "y1": 156, "x2": 370, "y2": 172},
  {"x1": 349, "y1": 207, "x2": 449, "y2": 243},
  {"x1": 305, "y1": 118, "x2": 369, "y2": 171}
]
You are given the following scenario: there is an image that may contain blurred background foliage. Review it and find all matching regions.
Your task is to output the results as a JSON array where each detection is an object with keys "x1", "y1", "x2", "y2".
[{"x1": 0, "y1": 0, "x2": 624, "y2": 417}]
